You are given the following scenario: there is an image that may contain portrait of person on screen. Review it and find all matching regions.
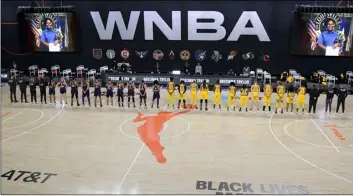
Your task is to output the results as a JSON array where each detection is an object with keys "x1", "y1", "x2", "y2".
[
  {"x1": 35, "y1": 18, "x2": 61, "y2": 52},
  {"x1": 317, "y1": 19, "x2": 343, "y2": 56}
]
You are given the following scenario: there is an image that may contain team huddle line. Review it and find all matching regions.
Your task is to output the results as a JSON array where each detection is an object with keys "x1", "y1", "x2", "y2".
[{"x1": 8, "y1": 76, "x2": 348, "y2": 114}]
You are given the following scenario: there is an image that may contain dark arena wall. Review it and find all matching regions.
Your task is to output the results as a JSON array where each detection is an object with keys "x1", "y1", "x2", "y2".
[{"x1": 1, "y1": 0, "x2": 352, "y2": 75}]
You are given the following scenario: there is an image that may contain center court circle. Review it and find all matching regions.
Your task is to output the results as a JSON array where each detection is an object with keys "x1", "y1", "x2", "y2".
[
  {"x1": 119, "y1": 116, "x2": 190, "y2": 140},
  {"x1": 2, "y1": 109, "x2": 44, "y2": 130}
]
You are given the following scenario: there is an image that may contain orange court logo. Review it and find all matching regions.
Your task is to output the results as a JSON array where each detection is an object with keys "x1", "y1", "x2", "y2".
[{"x1": 133, "y1": 109, "x2": 190, "y2": 164}]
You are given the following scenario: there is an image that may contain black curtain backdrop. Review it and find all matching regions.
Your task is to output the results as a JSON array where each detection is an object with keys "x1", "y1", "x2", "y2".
[{"x1": 1, "y1": 1, "x2": 352, "y2": 75}]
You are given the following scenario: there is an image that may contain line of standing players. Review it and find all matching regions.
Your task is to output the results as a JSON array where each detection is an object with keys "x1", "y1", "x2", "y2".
[
  {"x1": 8, "y1": 76, "x2": 348, "y2": 114},
  {"x1": 9, "y1": 76, "x2": 152, "y2": 108}
]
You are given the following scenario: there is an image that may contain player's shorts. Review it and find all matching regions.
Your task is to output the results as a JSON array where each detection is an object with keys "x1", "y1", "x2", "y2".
[
  {"x1": 49, "y1": 88, "x2": 55, "y2": 95},
  {"x1": 240, "y1": 96, "x2": 248, "y2": 104},
  {"x1": 200, "y1": 92, "x2": 208, "y2": 100},
  {"x1": 60, "y1": 87, "x2": 66, "y2": 94},
  {"x1": 286, "y1": 97, "x2": 294, "y2": 104},
  {"x1": 214, "y1": 93, "x2": 221, "y2": 100},
  {"x1": 251, "y1": 96, "x2": 259, "y2": 102},
  {"x1": 94, "y1": 89, "x2": 101, "y2": 97},
  {"x1": 276, "y1": 94, "x2": 284, "y2": 101},
  {"x1": 153, "y1": 92, "x2": 160, "y2": 100},
  {"x1": 128, "y1": 90, "x2": 134, "y2": 96},
  {"x1": 297, "y1": 95, "x2": 305, "y2": 103},
  {"x1": 179, "y1": 94, "x2": 186, "y2": 100},
  {"x1": 106, "y1": 90, "x2": 113, "y2": 97},
  {"x1": 263, "y1": 96, "x2": 271, "y2": 104}
]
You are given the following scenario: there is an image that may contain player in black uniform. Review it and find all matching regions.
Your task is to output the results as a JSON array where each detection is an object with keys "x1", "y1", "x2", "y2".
[
  {"x1": 336, "y1": 85, "x2": 348, "y2": 114},
  {"x1": 139, "y1": 80, "x2": 147, "y2": 108},
  {"x1": 48, "y1": 80, "x2": 56, "y2": 104},
  {"x1": 127, "y1": 77, "x2": 136, "y2": 108},
  {"x1": 106, "y1": 80, "x2": 114, "y2": 106},
  {"x1": 39, "y1": 77, "x2": 47, "y2": 104},
  {"x1": 8, "y1": 75, "x2": 18, "y2": 103},
  {"x1": 151, "y1": 80, "x2": 160, "y2": 108},
  {"x1": 325, "y1": 86, "x2": 334, "y2": 113},
  {"x1": 57, "y1": 77, "x2": 68, "y2": 105},
  {"x1": 308, "y1": 85, "x2": 320, "y2": 114},
  {"x1": 81, "y1": 78, "x2": 91, "y2": 106},
  {"x1": 18, "y1": 76, "x2": 28, "y2": 103},
  {"x1": 117, "y1": 77, "x2": 125, "y2": 107},
  {"x1": 94, "y1": 79, "x2": 103, "y2": 107},
  {"x1": 29, "y1": 77, "x2": 37, "y2": 104},
  {"x1": 70, "y1": 78, "x2": 80, "y2": 106}
]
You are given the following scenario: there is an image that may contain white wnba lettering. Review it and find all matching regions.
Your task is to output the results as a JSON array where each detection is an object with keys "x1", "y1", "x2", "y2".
[{"x1": 91, "y1": 11, "x2": 270, "y2": 41}]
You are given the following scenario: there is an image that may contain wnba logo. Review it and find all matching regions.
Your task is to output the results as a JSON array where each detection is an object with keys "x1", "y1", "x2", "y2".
[{"x1": 120, "y1": 110, "x2": 190, "y2": 164}]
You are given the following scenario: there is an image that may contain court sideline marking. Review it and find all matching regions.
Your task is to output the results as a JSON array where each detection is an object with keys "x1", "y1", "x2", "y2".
[
  {"x1": 311, "y1": 119, "x2": 340, "y2": 153},
  {"x1": 1, "y1": 104, "x2": 65, "y2": 143},
  {"x1": 2, "y1": 109, "x2": 45, "y2": 130},
  {"x1": 117, "y1": 103, "x2": 169, "y2": 191},
  {"x1": 284, "y1": 120, "x2": 343, "y2": 149},
  {"x1": 2, "y1": 111, "x2": 24, "y2": 122},
  {"x1": 268, "y1": 114, "x2": 353, "y2": 184}
]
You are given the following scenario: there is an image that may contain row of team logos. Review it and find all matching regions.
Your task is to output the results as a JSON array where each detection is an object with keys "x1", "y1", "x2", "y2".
[{"x1": 93, "y1": 49, "x2": 270, "y2": 62}]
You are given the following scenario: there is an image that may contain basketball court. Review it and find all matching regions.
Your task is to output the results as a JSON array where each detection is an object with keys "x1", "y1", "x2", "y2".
[{"x1": 1, "y1": 86, "x2": 353, "y2": 194}]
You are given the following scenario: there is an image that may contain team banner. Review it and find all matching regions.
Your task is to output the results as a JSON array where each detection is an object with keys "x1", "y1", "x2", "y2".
[{"x1": 106, "y1": 74, "x2": 251, "y2": 86}]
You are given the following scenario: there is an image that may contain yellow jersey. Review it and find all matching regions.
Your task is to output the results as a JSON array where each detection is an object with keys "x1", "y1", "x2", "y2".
[
  {"x1": 264, "y1": 84, "x2": 272, "y2": 96},
  {"x1": 228, "y1": 86, "x2": 236, "y2": 97},
  {"x1": 288, "y1": 92, "x2": 295, "y2": 100},
  {"x1": 214, "y1": 84, "x2": 221, "y2": 94},
  {"x1": 277, "y1": 85, "x2": 285, "y2": 95},
  {"x1": 179, "y1": 84, "x2": 185, "y2": 94},
  {"x1": 201, "y1": 84, "x2": 208, "y2": 92},
  {"x1": 252, "y1": 84, "x2": 260, "y2": 95},
  {"x1": 190, "y1": 83, "x2": 198, "y2": 92},
  {"x1": 298, "y1": 87, "x2": 306, "y2": 96},
  {"x1": 240, "y1": 88, "x2": 248, "y2": 96},
  {"x1": 168, "y1": 82, "x2": 175, "y2": 93}
]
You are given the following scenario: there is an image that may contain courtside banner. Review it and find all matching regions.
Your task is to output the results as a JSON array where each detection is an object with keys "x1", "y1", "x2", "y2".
[
  {"x1": 2, "y1": 194, "x2": 353, "y2": 196},
  {"x1": 106, "y1": 74, "x2": 252, "y2": 87}
]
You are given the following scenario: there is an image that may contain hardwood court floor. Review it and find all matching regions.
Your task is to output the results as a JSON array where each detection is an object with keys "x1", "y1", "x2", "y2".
[{"x1": 1, "y1": 86, "x2": 353, "y2": 194}]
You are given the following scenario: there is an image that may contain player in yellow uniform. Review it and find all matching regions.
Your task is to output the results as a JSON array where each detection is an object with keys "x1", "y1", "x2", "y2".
[
  {"x1": 227, "y1": 82, "x2": 236, "y2": 111},
  {"x1": 213, "y1": 80, "x2": 222, "y2": 110},
  {"x1": 286, "y1": 87, "x2": 295, "y2": 112},
  {"x1": 178, "y1": 80, "x2": 187, "y2": 109},
  {"x1": 189, "y1": 80, "x2": 198, "y2": 109},
  {"x1": 250, "y1": 80, "x2": 260, "y2": 111},
  {"x1": 239, "y1": 84, "x2": 249, "y2": 112},
  {"x1": 263, "y1": 81, "x2": 273, "y2": 112},
  {"x1": 167, "y1": 77, "x2": 176, "y2": 108},
  {"x1": 276, "y1": 82, "x2": 285, "y2": 114},
  {"x1": 296, "y1": 86, "x2": 306, "y2": 114},
  {"x1": 199, "y1": 80, "x2": 209, "y2": 111}
]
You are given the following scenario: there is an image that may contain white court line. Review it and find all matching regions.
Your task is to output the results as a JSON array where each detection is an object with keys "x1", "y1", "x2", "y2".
[
  {"x1": 117, "y1": 143, "x2": 145, "y2": 191},
  {"x1": 2, "y1": 109, "x2": 44, "y2": 130},
  {"x1": 1, "y1": 104, "x2": 65, "y2": 143},
  {"x1": 268, "y1": 114, "x2": 353, "y2": 184},
  {"x1": 284, "y1": 120, "x2": 343, "y2": 149},
  {"x1": 2, "y1": 111, "x2": 24, "y2": 123},
  {"x1": 311, "y1": 119, "x2": 340, "y2": 153},
  {"x1": 117, "y1": 104, "x2": 169, "y2": 191}
]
